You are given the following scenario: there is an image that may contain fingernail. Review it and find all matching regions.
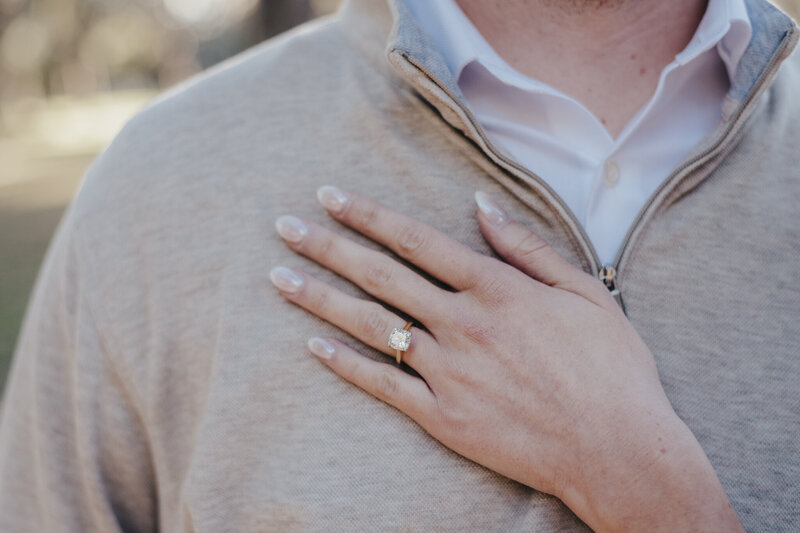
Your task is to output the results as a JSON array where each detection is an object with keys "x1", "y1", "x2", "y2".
[
  {"x1": 275, "y1": 215, "x2": 308, "y2": 243},
  {"x1": 269, "y1": 266, "x2": 304, "y2": 293},
  {"x1": 317, "y1": 185, "x2": 349, "y2": 213},
  {"x1": 474, "y1": 191, "x2": 507, "y2": 226},
  {"x1": 308, "y1": 337, "x2": 335, "y2": 360}
]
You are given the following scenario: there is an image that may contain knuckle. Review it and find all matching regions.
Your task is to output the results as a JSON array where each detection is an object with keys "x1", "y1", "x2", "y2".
[
  {"x1": 310, "y1": 287, "x2": 330, "y2": 314},
  {"x1": 343, "y1": 356, "x2": 363, "y2": 382},
  {"x1": 512, "y1": 232, "x2": 549, "y2": 261},
  {"x1": 396, "y1": 222, "x2": 428, "y2": 256},
  {"x1": 459, "y1": 320, "x2": 497, "y2": 347},
  {"x1": 353, "y1": 202, "x2": 380, "y2": 229},
  {"x1": 356, "y1": 305, "x2": 388, "y2": 340},
  {"x1": 472, "y1": 273, "x2": 514, "y2": 308},
  {"x1": 438, "y1": 400, "x2": 468, "y2": 436},
  {"x1": 364, "y1": 262, "x2": 393, "y2": 290},
  {"x1": 316, "y1": 235, "x2": 336, "y2": 263},
  {"x1": 375, "y1": 369, "x2": 399, "y2": 399}
]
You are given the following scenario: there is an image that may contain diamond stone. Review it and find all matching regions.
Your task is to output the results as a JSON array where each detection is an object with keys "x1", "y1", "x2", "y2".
[{"x1": 388, "y1": 327, "x2": 411, "y2": 351}]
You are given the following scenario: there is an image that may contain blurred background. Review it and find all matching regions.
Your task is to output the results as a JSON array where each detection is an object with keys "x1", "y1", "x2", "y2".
[
  {"x1": 0, "y1": 0, "x2": 799, "y2": 391},
  {"x1": 0, "y1": 0, "x2": 342, "y2": 390}
]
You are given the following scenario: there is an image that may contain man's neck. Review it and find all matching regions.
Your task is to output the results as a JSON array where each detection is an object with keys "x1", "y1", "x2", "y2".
[{"x1": 455, "y1": 0, "x2": 709, "y2": 138}]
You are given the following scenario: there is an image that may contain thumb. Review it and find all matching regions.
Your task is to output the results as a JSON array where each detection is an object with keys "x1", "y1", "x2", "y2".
[{"x1": 474, "y1": 191, "x2": 611, "y2": 306}]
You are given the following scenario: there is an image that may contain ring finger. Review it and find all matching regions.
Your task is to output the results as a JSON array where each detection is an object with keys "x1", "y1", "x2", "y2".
[{"x1": 269, "y1": 265, "x2": 439, "y2": 375}]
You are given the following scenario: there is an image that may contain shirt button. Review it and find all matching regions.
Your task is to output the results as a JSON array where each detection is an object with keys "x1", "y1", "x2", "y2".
[{"x1": 603, "y1": 160, "x2": 620, "y2": 188}]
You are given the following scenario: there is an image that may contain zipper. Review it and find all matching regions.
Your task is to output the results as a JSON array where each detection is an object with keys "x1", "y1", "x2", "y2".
[
  {"x1": 597, "y1": 265, "x2": 623, "y2": 310},
  {"x1": 606, "y1": 28, "x2": 798, "y2": 281},
  {"x1": 397, "y1": 55, "x2": 603, "y2": 268},
  {"x1": 393, "y1": 27, "x2": 796, "y2": 313}
]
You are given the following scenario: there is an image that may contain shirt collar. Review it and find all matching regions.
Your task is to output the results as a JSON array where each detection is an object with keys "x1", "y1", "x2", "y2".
[
  {"x1": 677, "y1": 0, "x2": 752, "y2": 80},
  {"x1": 403, "y1": 0, "x2": 753, "y2": 87}
]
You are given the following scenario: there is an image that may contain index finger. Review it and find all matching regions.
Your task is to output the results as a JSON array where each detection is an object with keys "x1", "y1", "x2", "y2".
[{"x1": 316, "y1": 185, "x2": 489, "y2": 291}]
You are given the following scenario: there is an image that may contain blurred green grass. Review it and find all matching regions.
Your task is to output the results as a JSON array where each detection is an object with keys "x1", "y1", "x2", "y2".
[{"x1": 0, "y1": 158, "x2": 89, "y2": 386}]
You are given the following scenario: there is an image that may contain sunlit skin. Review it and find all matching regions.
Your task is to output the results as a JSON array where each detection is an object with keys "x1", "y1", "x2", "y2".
[
  {"x1": 270, "y1": 186, "x2": 745, "y2": 532},
  {"x1": 455, "y1": 0, "x2": 709, "y2": 137}
]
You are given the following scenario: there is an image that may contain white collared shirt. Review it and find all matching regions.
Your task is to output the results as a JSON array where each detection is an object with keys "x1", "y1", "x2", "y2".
[{"x1": 404, "y1": 0, "x2": 752, "y2": 265}]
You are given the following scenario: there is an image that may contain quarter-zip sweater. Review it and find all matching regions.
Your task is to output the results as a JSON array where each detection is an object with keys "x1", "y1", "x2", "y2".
[{"x1": 0, "y1": 0, "x2": 798, "y2": 531}]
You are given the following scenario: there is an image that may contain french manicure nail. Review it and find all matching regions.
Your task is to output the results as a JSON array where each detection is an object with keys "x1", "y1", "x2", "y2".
[
  {"x1": 308, "y1": 337, "x2": 335, "y2": 360},
  {"x1": 269, "y1": 266, "x2": 304, "y2": 293},
  {"x1": 474, "y1": 191, "x2": 507, "y2": 226},
  {"x1": 317, "y1": 185, "x2": 349, "y2": 213},
  {"x1": 275, "y1": 215, "x2": 308, "y2": 243}
]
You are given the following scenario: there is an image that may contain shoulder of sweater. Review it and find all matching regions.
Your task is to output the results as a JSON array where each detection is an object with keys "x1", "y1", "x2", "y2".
[{"x1": 68, "y1": 11, "x2": 401, "y2": 234}]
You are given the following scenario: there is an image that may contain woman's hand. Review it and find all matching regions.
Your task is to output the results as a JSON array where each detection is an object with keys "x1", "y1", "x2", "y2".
[{"x1": 269, "y1": 186, "x2": 743, "y2": 532}]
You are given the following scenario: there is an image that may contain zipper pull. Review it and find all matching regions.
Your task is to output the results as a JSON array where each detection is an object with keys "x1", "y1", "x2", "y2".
[{"x1": 598, "y1": 265, "x2": 625, "y2": 313}]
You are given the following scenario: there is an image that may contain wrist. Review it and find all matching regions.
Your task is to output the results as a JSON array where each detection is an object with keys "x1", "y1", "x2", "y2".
[{"x1": 557, "y1": 413, "x2": 743, "y2": 532}]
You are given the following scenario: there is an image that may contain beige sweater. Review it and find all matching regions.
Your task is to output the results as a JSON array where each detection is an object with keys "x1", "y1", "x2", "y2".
[{"x1": 1, "y1": 0, "x2": 799, "y2": 531}]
